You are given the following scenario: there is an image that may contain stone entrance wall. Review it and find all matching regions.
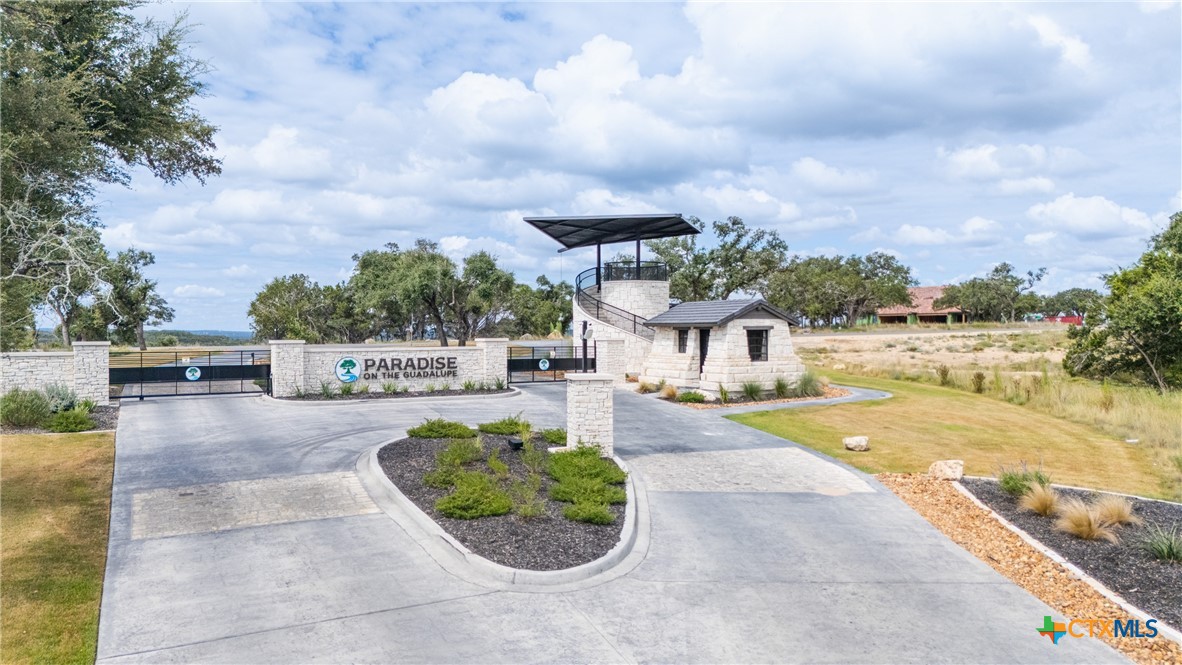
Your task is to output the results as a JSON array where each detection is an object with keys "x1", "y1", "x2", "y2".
[{"x1": 0, "y1": 341, "x2": 111, "y2": 406}]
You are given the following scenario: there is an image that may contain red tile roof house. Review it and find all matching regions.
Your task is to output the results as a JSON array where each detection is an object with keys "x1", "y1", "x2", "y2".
[{"x1": 875, "y1": 286, "x2": 965, "y2": 324}]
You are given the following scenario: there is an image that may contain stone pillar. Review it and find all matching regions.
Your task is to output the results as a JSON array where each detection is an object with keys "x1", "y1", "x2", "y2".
[
  {"x1": 269, "y1": 340, "x2": 306, "y2": 397},
  {"x1": 476, "y1": 338, "x2": 508, "y2": 387},
  {"x1": 594, "y1": 338, "x2": 626, "y2": 383},
  {"x1": 72, "y1": 342, "x2": 110, "y2": 406},
  {"x1": 565, "y1": 373, "x2": 614, "y2": 457}
]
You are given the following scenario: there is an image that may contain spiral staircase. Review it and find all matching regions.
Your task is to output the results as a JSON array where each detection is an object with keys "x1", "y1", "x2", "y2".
[{"x1": 574, "y1": 262, "x2": 669, "y2": 341}]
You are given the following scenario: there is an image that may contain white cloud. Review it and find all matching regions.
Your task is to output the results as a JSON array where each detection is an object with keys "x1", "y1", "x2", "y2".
[
  {"x1": 1024, "y1": 231, "x2": 1057, "y2": 245},
  {"x1": 996, "y1": 177, "x2": 1055, "y2": 195},
  {"x1": 221, "y1": 264, "x2": 256, "y2": 277},
  {"x1": 938, "y1": 144, "x2": 1094, "y2": 182},
  {"x1": 894, "y1": 216, "x2": 1002, "y2": 246},
  {"x1": 1027, "y1": 193, "x2": 1154, "y2": 239},
  {"x1": 1138, "y1": 1, "x2": 1177, "y2": 13},
  {"x1": 173, "y1": 285, "x2": 226, "y2": 298},
  {"x1": 1026, "y1": 15, "x2": 1092, "y2": 70},
  {"x1": 223, "y1": 126, "x2": 334, "y2": 181},
  {"x1": 789, "y1": 157, "x2": 877, "y2": 193}
]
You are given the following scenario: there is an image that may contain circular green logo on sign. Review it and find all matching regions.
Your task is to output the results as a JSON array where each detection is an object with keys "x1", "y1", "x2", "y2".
[
  {"x1": 538, "y1": 358, "x2": 550, "y2": 371},
  {"x1": 185, "y1": 366, "x2": 201, "y2": 381},
  {"x1": 335, "y1": 357, "x2": 359, "y2": 383}
]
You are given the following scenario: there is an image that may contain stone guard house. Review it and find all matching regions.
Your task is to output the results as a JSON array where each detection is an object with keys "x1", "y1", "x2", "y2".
[{"x1": 639, "y1": 299, "x2": 804, "y2": 397}]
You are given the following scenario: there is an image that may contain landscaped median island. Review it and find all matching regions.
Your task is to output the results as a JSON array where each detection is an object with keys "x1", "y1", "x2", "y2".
[
  {"x1": 880, "y1": 474, "x2": 1182, "y2": 665},
  {"x1": 377, "y1": 415, "x2": 627, "y2": 571},
  {"x1": 633, "y1": 370, "x2": 851, "y2": 408},
  {"x1": 0, "y1": 386, "x2": 117, "y2": 434}
]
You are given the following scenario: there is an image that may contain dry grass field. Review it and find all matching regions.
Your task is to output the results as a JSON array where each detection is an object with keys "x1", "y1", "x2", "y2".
[{"x1": 1, "y1": 432, "x2": 114, "y2": 665}]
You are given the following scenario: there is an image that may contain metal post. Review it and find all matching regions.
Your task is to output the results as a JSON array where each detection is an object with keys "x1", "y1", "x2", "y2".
[
  {"x1": 596, "y1": 243, "x2": 601, "y2": 287},
  {"x1": 139, "y1": 353, "x2": 145, "y2": 401},
  {"x1": 635, "y1": 238, "x2": 641, "y2": 273},
  {"x1": 581, "y1": 321, "x2": 588, "y2": 373}
]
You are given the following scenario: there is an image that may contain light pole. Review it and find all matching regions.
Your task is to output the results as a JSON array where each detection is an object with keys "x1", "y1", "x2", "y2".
[{"x1": 580, "y1": 321, "x2": 594, "y2": 373}]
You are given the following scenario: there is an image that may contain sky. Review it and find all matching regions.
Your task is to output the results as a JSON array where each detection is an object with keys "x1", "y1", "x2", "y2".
[{"x1": 93, "y1": 1, "x2": 1182, "y2": 331}]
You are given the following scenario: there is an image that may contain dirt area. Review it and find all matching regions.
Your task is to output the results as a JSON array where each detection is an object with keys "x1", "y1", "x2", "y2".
[
  {"x1": 880, "y1": 473, "x2": 1182, "y2": 665},
  {"x1": 794, "y1": 327, "x2": 1069, "y2": 371}
]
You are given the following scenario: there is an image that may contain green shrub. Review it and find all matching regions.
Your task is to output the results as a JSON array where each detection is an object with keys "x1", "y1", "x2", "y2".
[
  {"x1": 1, "y1": 388, "x2": 51, "y2": 426},
  {"x1": 357, "y1": 384, "x2": 370, "y2": 394},
  {"x1": 478, "y1": 413, "x2": 529, "y2": 435},
  {"x1": 407, "y1": 418, "x2": 475, "y2": 439},
  {"x1": 45, "y1": 409, "x2": 95, "y2": 433},
  {"x1": 440, "y1": 383, "x2": 451, "y2": 391},
  {"x1": 549, "y1": 476, "x2": 626, "y2": 504},
  {"x1": 998, "y1": 463, "x2": 1051, "y2": 497},
  {"x1": 462, "y1": 380, "x2": 477, "y2": 391},
  {"x1": 636, "y1": 382, "x2": 657, "y2": 394},
  {"x1": 541, "y1": 428, "x2": 567, "y2": 445},
  {"x1": 791, "y1": 371, "x2": 824, "y2": 398},
  {"x1": 76, "y1": 399, "x2": 96, "y2": 415},
  {"x1": 339, "y1": 383, "x2": 354, "y2": 396},
  {"x1": 677, "y1": 391, "x2": 706, "y2": 403},
  {"x1": 937, "y1": 365, "x2": 951, "y2": 386},
  {"x1": 971, "y1": 372, "x2": 986, "y2": 393},
  {"x1": 718, "y1": 386, "x2": 730, "y2": 404},
  {"x1": 563, "y1": 501, "x2": 614, "y2": 524},
  {"x1": 43, "y1": 383, "x2": 77, "y2": 413},
  {"x1": 435, "y1": 472, "x2": 512, "y2": 519},
  {"x1": 521, "y1": 441, "x2": 548, "y2": 475},
  {"x1": 1139, "y1": 524, "x2": 1182, "y2": 562},
  {"x1": 158, "y1": 335, "x2": 179, "y2": 346},
  {"x1": 382, "y1": 382, "x2": 397, "y2": 394},
  {"x1": 488, "y1": 447, "x2": 509, "y2": 479},
  {"x1": 511, "y1": 474, "x2": 545, "y2": 519},
  {"x1": 773, "y1": 377, "x2": 790, "y2": 398},
  {"x1": 400, "y1": 385, "x2": 411, "y2": 393},
  {"x1": 423, "y1": 467, "x2": 458, "y2": 488},
  {"x1": 740, "y1": 381, "x2": 763, "y2": 401},
  {"x1": 425, "y1": 383, "x2": 436, "y2": 392},
  {"x1": 438, "y1": 437, "x2": 483, "y2": 467},
  {"x1": 549, "y1": 445, "x2": 626, "y2": 485},
  {"x1": 319, "y1": 381, "x2": 336, "y2": 398}
]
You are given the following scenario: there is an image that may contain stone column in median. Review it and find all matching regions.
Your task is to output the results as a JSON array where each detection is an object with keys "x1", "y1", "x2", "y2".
[
  {"x1": 476, "y1": 337, "x2": 509, "y2": 387},
  {"x1": 72, "y1": 341, "x2": 110, "y2": 406},
  {"x1": 269, "y1": 340, "x2": 306, "y2": 397},
  {"x1": 565, "y1": 373, "x2": 614, "y2": 457}
]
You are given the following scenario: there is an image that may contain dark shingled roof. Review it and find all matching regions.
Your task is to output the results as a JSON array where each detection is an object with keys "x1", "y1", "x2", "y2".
[
  {"x1": 644, "y1": 299, "x2": 799, "y2": 328},
  {"x1": 522, "y1": 213, "x2": 700, "y2": 251}
]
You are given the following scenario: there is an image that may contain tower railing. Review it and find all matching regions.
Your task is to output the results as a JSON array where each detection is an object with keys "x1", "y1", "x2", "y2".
[
  {"x1": 575, "y1": 267, "x2": 656, "y2": 340},
  {"x1": 602, "y1": 261, "x2": 668, "y2": 282}
]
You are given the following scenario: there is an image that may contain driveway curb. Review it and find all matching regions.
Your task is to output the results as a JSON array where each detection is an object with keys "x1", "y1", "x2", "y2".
[
  {"x1": 355, "y1": 441, "x2": 650, "y2": 592},
  {"x1": 259, "y1": 387, "x2": 523, "y2": 407}
]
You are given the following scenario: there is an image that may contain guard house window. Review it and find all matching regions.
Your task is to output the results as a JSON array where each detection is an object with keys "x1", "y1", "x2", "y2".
[
  {"x1": 747, "y1": 329, "x2": 769, "y2": 361},
  {"x1": 677, "y1": 329, "x2": 689, "y2": 353}
]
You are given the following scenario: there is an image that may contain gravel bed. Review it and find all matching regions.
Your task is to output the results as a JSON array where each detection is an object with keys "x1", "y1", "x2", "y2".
[
  {"x1": 281, "y1": 388, "x2": 512, "y2": 402},
  {"x1": 879, "y1": 473, "x2": 1182, "y2": 665},
  {"x1": 378, "y1": 435, "x2": 625, "y2": 571},
  {"x1": 961, "y1": 477, "x2": 1182, "y2": 631},
  {"x1": 0, "y1": 404, "x2": 120, "y2": 435}
]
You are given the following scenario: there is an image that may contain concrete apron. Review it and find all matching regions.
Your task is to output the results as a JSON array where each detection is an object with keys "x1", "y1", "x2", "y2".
[{"x1": 95, "y1": 385, "x2": 1127, "y2": 664}]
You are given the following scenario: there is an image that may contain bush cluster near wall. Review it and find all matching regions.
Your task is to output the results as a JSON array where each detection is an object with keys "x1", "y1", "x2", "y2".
[{"x1": 0, "y1": 386, "x2": 96, "y2": 432}]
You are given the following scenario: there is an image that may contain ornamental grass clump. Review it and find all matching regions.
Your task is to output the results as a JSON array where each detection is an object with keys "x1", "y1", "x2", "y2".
[
  {"x1": 740, "y1": 381, "x2": 764, "y2": 401},
  {"x1": 790, "y1": 371, "x2": 825, "y2": 398},
  {"x1": 774, "y1": 377, "x2": 791, "y2": 399},
  {"x1": 435, "y1": 471, "x2": 512, "y2": 519},
  {"x1": 510, "y1": 474, "x2": 545, "y2": 520},
  {"x1": 998, "y1": 463, "x2": 1051, "y2": 497},
  {"x1": 0, "y1": 388, "x2": 51, "y2": 427},
  {"x1": 1018, "y1": 482, "x2": 1059, "y2": 516},
  {"x1": 1138, "y1": 524, "x2": 1182, "y2": 562},
  {"x1": 659, "y1": 384, "x2": 678, "y2": 400},
  {"x1": 319, "y1": 381, "x2": 336, "y2": 399},
  {"x1": 339, "y1": 383, "x2": 354, "y2": 396},
  {"x1": 1091, "y1": 494, "x2": 1141, "y2": 527},
  {"x1": 382, "y1": 382, "x2": 397, "y2": 394},
  {"x1": 1055, "y1": 497, "x2": 1119, "y2": 543},
  {"x1": 636, "y1": 382, "x2": 657, "y2": 394},
  {"x1": 407, "y1": 418, "x2": 476, "y2": 439}
]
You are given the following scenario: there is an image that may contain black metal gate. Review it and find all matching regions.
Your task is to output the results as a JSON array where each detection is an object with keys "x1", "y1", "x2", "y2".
[
  {"x1": 110, "y1": 349, "x2": 271, "y2": 399},
  {"x1": 507, "y1": 344, "x2": 596, "y2": 383}
]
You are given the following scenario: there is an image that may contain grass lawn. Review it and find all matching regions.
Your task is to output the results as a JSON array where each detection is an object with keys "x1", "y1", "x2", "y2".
[
  {"x1": 730, "y1": 371, "x2": 1171, "y2": 499},
  {"x1": 1, "y1": 432, "x2": 114, "y2": 665}
]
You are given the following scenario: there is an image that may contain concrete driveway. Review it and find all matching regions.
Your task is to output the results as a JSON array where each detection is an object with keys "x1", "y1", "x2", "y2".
[{"x1": 97, "y1": 385, "x2": 1125, "y2": 663}]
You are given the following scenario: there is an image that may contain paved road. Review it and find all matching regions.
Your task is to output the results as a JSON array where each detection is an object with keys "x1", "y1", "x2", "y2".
[{"x1": 97, "y1": 386, "x2": 1125, "y2": 663}]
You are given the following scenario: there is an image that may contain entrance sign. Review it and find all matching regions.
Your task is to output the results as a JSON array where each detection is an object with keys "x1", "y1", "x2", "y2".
[
  {"x1": 538, "y1": 358, "x2": 551, "y2": 371},
  {"x1": 185, "y1": 367, "x2": 201, "y2": 381},
  {"x1": 335, "y1": 357, "x2": 359, "y2": 383}
]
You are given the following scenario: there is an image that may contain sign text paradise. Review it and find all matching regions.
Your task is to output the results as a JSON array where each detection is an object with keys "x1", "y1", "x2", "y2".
[{"x1": 360, "y1": 356, "x2": 459, "y2": 380}]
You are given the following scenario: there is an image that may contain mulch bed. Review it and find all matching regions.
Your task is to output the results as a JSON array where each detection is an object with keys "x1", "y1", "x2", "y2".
[
  {"x1": 961, "y1": 477, "x2": 1182, "y2": 631},
  {"x1": 0, "y1": 404, "x2": 120, "y2": 435},
  {"x1": 280, "y1": 388, "x2": 512, "y2": 402},
  {"x1": 670, "y1": 385, "x2": 851, "y2": 409},
  {"x1": 879, "y1": 473, "x2": 1182, "y2": 665},
  {"x1": 377, "y1": 434, "x2": 625, "y2": 571}
]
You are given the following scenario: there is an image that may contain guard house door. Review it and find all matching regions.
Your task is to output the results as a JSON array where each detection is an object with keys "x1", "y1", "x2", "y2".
[{"x1": 698, "y1": 328, "x2": 710, "y2": 374}]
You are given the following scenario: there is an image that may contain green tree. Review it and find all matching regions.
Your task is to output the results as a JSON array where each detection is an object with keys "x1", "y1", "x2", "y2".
[
  {"x1": 768, "y1": 253, "x2": 914, "y2": 327},
  {"x1": 392, "y1": 240, "x2": 459, "y2": 346},
  {"x1": 103, "y1": 249, "x2": 174, "y2": 350},
  {"x1": 1065, "y1": 213, "x2": 1182, "y2": 393},
  {"x1": 1042, "y1": 288, "x2": 1102, "y2": 317},
  {"x1": 936, "y1": 263, "x2": 1046, "y2": 322},
  {"x1": 646, "y1": 216, "x2": 787, "y2": 302},
  {"x1": 247, "y1": 274, "x2": 327, "y2": 342},
  {"x1": 447, "y1": 251, "x2": 515, "y2": 345},
  {"x1": 349, "y1": 244, "x2": 410, "y2": 340},
  {"x1": 1, "y1": 0, "x2": 219, "y2": 348}
]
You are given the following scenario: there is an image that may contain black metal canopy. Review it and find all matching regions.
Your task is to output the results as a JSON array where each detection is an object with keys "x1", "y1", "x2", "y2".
[{"x1": 523, "y1": 213, "x2": 699, "y2": 252}]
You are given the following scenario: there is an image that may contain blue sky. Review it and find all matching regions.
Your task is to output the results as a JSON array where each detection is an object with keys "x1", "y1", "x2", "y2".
[{"x1": 94, "y1": 1, "x2": 1181, "y2": 331}]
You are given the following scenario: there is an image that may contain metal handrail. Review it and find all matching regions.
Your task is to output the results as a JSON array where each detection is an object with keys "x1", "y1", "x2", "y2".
[
  {"x1": 602, "y1": 261, "x2": 668, "y2": 282},
  {"x1": 576, "y1": 267, "x2": 656, "y2": 340}
]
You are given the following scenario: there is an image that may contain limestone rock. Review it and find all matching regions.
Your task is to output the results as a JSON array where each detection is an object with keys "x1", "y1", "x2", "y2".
[
  {"x1": 842, "y1": 435, "x2": 870, "y2": 452},
  {"x1": 832, "y1": 363, "x2": 846, "y2": 370},
  {"x1": 928, "y1": 459, "x2": 964, "y2": 480}
]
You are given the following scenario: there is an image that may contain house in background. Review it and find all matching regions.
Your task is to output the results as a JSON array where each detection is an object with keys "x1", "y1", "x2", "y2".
[{"x1": 875, "y1": 286, "x2": 965, "y2": 325}]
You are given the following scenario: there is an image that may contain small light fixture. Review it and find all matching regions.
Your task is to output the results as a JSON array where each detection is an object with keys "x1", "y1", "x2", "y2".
[{"x1": 581, "y1": 323, "x2": 595, "y2": 340}]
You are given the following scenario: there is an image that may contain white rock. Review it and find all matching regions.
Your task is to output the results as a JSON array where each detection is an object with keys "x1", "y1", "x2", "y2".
[
  {"x1": 928, "y1": 459, "x2": 964, "y2": 480},
  {"x1": 832, "y1": 363, "x2": 846, "y2": 370},
  {"x1": 842, "y1": 435, "x2": 870, "y2": 452}
]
